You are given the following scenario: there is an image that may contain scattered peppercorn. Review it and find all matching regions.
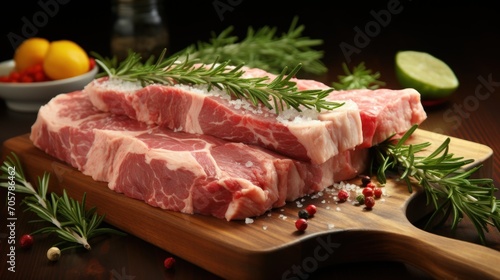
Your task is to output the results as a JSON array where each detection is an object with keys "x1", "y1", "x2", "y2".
[
  {"x1": 305, "y1": 204, "x2": 317, "y2": 216},
  {"x1": 295, "y1": 218, "x2": 308, "y2": 231},
  {"x1": 164, "y1": 257, "x2": 176, "y2": 270},
  {"x1": 298, "y1": 209, "x2": 310, "y2": 219},
  {"x1": 356, "y1": 194, "x2": 365, "y2": 205},
  {"x1": 337, "y1": 189, "x2": 349, "y2": 202},
  {"x1": 359, "y1": 175, "x2": 371, "y2": 187},
  {"x1": 366, "y1": 182, "x2": 377, "y2": 189},
  {"x1": 19, "y1": 234, "x2": 34, "y2": 249},
  {"x1": 373, "y1": 187, "x2": 383, "y2": 198},
  {"x1": 47, "y1": 247, "x2": 61, "y2": 261},
  {"x1": 362, "y1": 187, "x2": 374, "y2": 197},
  {"x1": 364, "y1": 196, "x2": 376, "y2": 210}
]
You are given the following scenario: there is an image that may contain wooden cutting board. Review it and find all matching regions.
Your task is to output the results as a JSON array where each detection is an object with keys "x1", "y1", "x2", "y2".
[{"x1": 1, "y1": 130, "x2": 498, "y2": 279}]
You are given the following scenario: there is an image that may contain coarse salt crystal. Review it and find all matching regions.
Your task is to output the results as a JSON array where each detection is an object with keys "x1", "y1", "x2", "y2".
[
  {"x1": 245, "y1": 161, "x2": 253, "y2": 167},
  {"x1": 276, "y1": 107, "x2": 321, "y2": 123},
  {"x1": 103, "y1": 77, "x2": 329, "y2": 125},
  {"x1": 245, "y1": 218, "x2": 254, "y2": 224},
  {"x1": 100, "y1": 78, "x2": 143, "y2": 92}
]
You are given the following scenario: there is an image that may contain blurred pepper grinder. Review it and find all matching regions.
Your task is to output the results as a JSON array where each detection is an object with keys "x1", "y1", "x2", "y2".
[{"x1": 111, "y1": 0, "x2": 169, "y2": 61}]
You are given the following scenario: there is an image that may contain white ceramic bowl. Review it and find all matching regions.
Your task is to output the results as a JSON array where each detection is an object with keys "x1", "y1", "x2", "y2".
[{"x1": 0, "y1": 60, "x2": 98, "y2": 112}]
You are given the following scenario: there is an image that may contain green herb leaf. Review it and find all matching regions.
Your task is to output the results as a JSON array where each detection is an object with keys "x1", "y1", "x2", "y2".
[
  {"x1": 93, "y1": 49, "x2": 343, "y2": 114},
  {"x1": 371, "y1": 124, "x2": 499, "y2": 245},
  {"x1": 1, "y1": 152, "x2": 125, "y2": 251},
  {"x1": 332, "y1": 62, "x2": 386, "y2": 90},
  {"x1": 173, "y1": 16, "x2": 327, "y2": 76}
]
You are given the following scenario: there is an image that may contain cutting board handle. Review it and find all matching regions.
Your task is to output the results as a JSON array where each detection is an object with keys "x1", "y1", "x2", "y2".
[
  {"x1": 321, "y1": 226, "x2": 500, "y2": 279},
  {"x1": 396, "y1": 226, "x2": 500, "y2": 279}
]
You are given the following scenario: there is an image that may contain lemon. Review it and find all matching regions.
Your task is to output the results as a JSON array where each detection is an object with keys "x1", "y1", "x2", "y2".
[
  {"x1": 395, "y1": 50, "x2": 459, "y2": 100},
  {"x1": 14, "y1": 37, "x2": 50, "y2": 72},
  {"x1": 43, "y1": 40, "x2": 90, "y2": 80}
]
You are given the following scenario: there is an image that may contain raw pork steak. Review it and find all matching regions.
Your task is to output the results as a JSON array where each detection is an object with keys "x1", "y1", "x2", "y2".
[
  {"x1": 30, "y1": 90, "x2": 366, "y2": 220},
  {"x1": 83, "y1": 76, "x2": 363, "y2": 165},
  {"x1": 243, "y1": 67, "x2": 428, "y2": 148}
]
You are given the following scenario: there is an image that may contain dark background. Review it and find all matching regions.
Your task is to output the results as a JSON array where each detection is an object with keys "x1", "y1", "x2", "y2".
[
  {"x1": 1, "y1": 0, "x2": 499, "y2": 85},
  {"x1": 1, "y1": 2, "x2": 499, "y2": 278}
]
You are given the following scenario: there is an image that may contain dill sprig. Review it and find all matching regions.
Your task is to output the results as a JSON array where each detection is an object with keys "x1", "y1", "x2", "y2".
[
  {"x1": 332, "y1": 62, "x2": 386, "y2": 90},
  {"x1": 371, "y1": 124, "x2": 499, "y2": 244},
  {"x1": 0, "y1": 152, "x2": 125, "y2": 251},
  {"x1": 93, "y1": 49, "x2": 343, "y2": 114},
  {"x1": 172, "y1": 16, "x2": 327, "y2": 76}
]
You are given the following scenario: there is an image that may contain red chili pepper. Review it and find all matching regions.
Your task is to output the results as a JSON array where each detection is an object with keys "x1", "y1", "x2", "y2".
[
  {"x1": 10, "y1": 72, "x2": 21, "y2": 82},
  {"x1": 89, "y1": 58, "x2": 96, "y2": 70},
  {"x1": 24, "y1": 76, "x2": 34, "y2": 83},
  {"x1": 0, "y1": 63, "x2": 51, "y2": 83}
]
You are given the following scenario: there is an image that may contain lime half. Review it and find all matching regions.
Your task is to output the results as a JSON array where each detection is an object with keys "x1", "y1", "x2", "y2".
[{"x1": 395, "y1": 51, "x2": 459, "y2": 101}]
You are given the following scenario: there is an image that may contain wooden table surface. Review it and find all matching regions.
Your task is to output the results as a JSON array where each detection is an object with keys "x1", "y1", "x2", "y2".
[{"x1": 1, "y1": 2, "x2": 499, "y2": 279}]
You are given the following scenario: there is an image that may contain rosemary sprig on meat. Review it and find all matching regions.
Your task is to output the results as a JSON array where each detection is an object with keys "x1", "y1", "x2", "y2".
[
  {"x1": 173, "y1": 16, "x2": 327, "y2": 76},
  {"x1": 371, "y1": 124, "x2": 499, "y2": 244},
  {"x1": 332, "y1": 62, "x2": 386, "y2": 90},
  {"x1": 0, "y1": 152, "x2": 125, "y2": 251},
  {"x1": 93, "y1": 49, "x2": 343, "y2": 114}
]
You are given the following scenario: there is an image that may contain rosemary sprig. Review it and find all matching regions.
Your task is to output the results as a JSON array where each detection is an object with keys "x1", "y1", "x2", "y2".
[
  {"x1": 93, "y1": 49, "x2": 343, "y2": 114},
  {"x1": 172, "y1": 16, "x2": 327, "y2": 76},
  {"x1": 371, "y1": 124, "x2": 499, "y2": 244},
  {"x1": 332, "y1": 62, "x2": 386, "y2": 90},
  {"x1": 0, "y1": 152, "x2": 125, "y2": 251}
]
